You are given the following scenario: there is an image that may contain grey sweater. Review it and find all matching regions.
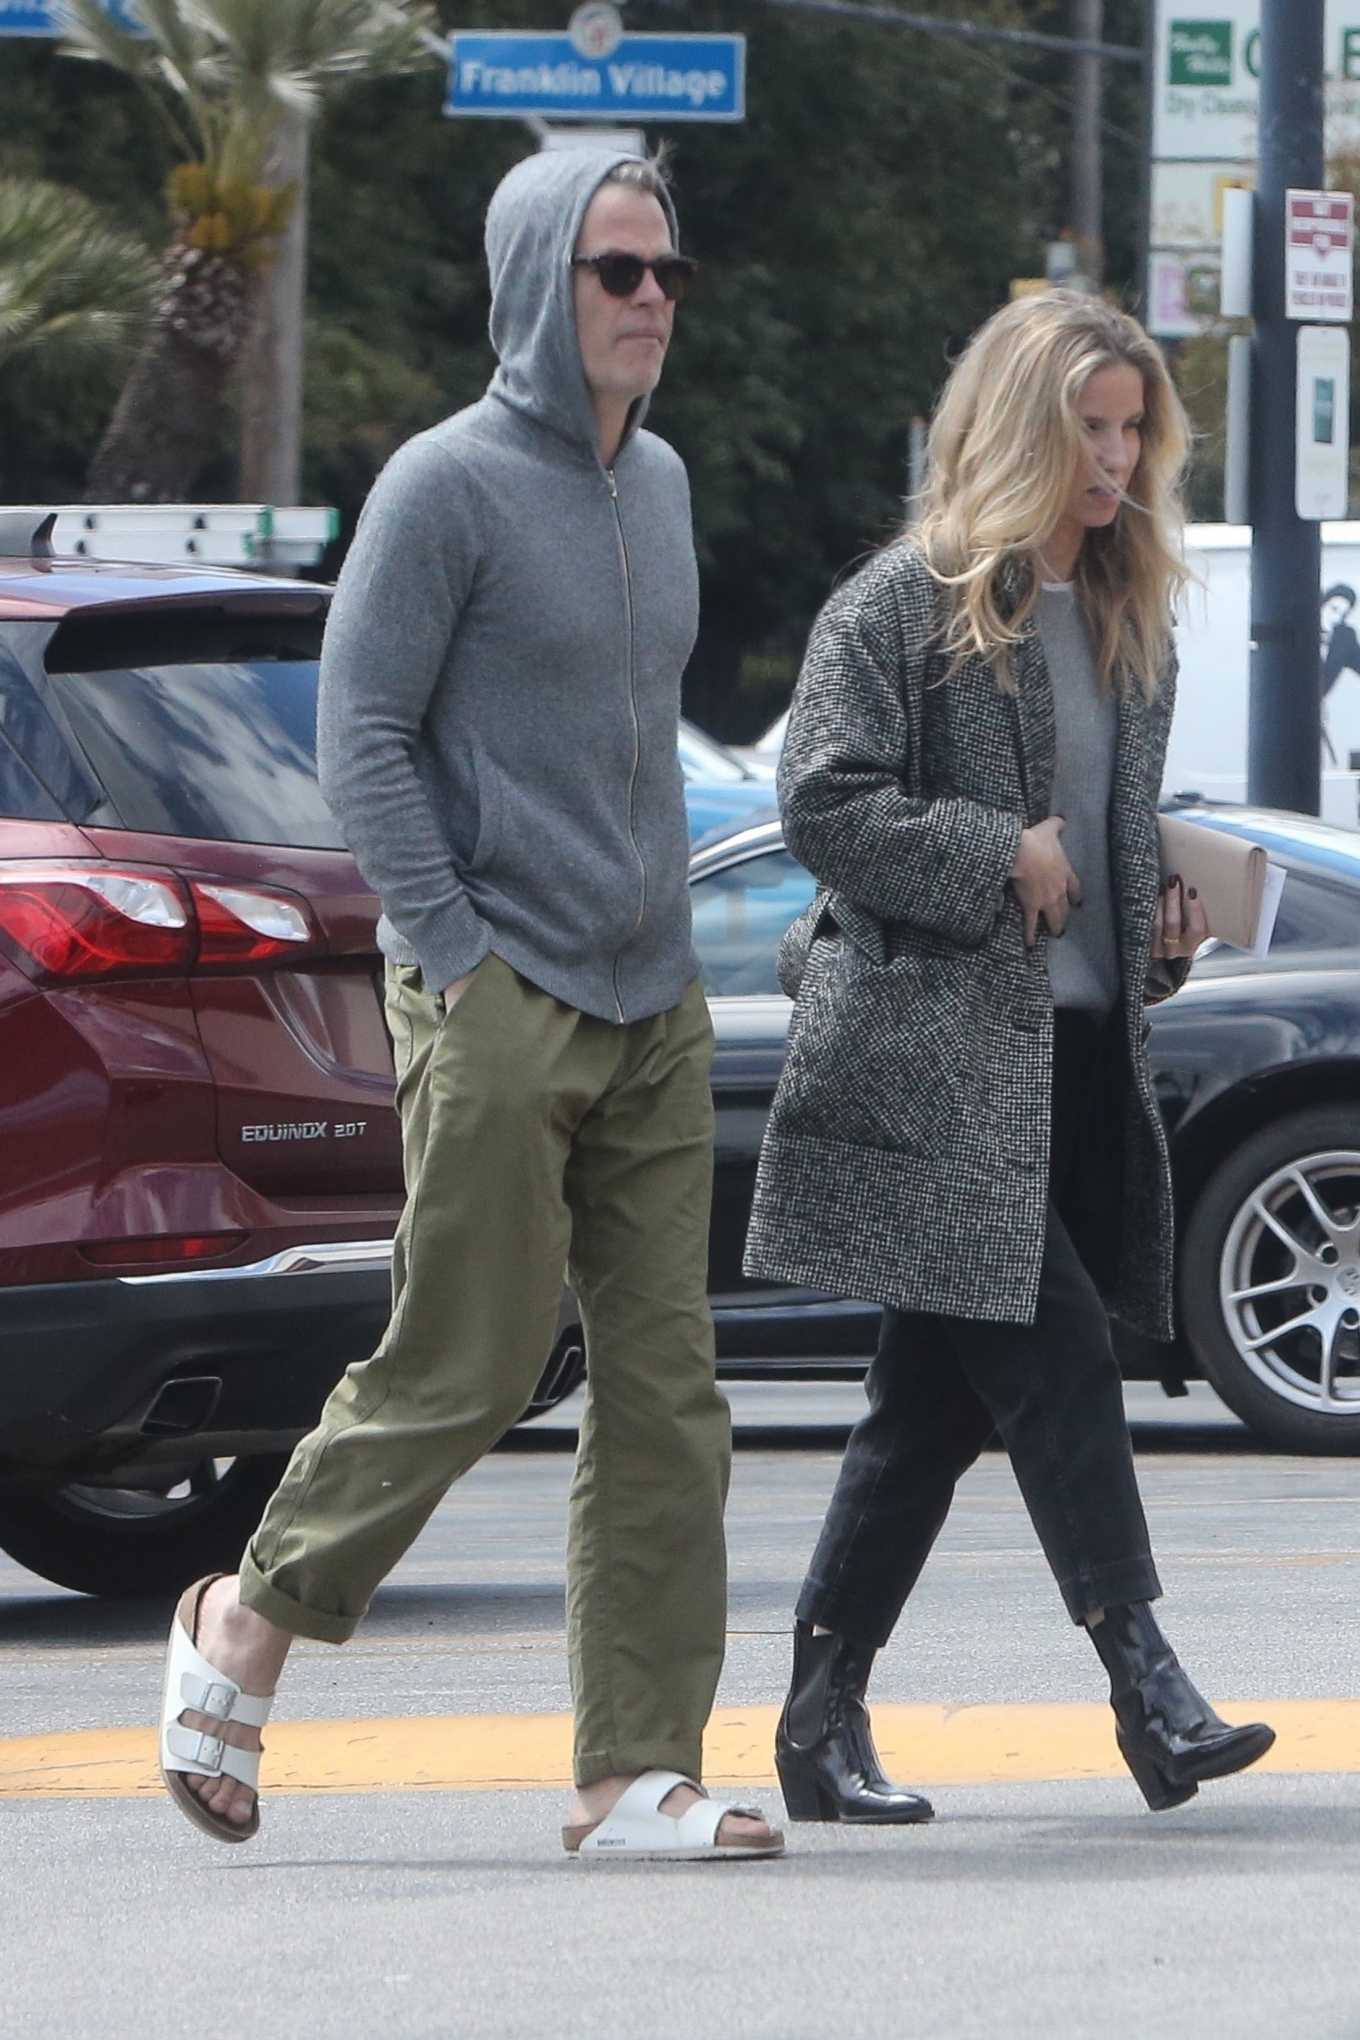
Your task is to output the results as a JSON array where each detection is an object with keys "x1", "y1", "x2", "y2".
[
  {"x1": 316, "y1": 149, "x2": 700, "y2": 1023},
  {"x1": 1036, "y1": 583, "x2": 1120, "y2": 1015}
]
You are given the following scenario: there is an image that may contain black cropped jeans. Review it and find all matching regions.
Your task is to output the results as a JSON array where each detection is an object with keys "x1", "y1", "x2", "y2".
[{"x1": 797, "y1": 1009, "x2": 1162, "y2": 1639}]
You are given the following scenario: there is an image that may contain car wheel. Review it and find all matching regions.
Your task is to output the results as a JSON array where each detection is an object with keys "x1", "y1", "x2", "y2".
[
  {"x1": 0, "y1": 1339, "x2": 590, "y2": 1597},
  {"x1": 520, "y1": 1327, "x2": 586, "y2": 1420},
  {"x1": 0, "y1": 1452, "x2": 293, "y2": 1599},
  {"x1": 1181, "y1": 1105, "x2": 1360, "y2": 1452}
]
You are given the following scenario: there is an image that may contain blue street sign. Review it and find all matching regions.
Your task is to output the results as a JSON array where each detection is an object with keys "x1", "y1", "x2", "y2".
[
  {"x1": 0, "y1": 0, "x2": 143, "y2": 34},
  {"x1": 445, "y1": 32, "x2": 746, "y2": 124}
]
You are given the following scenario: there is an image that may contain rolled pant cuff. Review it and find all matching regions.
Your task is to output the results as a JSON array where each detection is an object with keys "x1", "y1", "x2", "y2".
[
  {"x1": 1059, "y1": 1559, "x2": 1163, "y2": 1626},
  {"x1": 572, "y1": 1738, "x2": 705, "y2": 1792},
  {"x1": 795, "y1": 1583, "x2": 896, "y2": 1652},
  {"x1": 238, "y1": 1552, "x2": 359, "y2": 1644}
]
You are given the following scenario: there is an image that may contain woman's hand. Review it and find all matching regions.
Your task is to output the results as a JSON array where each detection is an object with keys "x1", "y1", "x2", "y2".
[
  {"x1": 1151, "y1": 875, "x2": 1209, "y2": 958},
  {"x1": 1011, "y1": 815, "x2": 1082, "y2": 948}
]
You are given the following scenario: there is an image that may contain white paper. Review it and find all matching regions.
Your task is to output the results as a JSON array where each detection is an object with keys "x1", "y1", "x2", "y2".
[{"x1": 1246, "y1": 862, "x2": 1287, "y2": 960}]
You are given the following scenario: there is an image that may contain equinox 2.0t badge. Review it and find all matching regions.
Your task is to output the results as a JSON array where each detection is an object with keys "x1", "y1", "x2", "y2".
[{"x1": 241, "y1": 1120, "x2": 369, "y2": 1143}]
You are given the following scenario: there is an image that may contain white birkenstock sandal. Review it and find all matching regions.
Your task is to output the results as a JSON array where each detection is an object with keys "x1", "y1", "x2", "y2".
[
  {"x1": 158, "y1": 1574, "x2": 274, "y2": 1845},
  {"x1": 562, "y1": 1768, "x2": 785, "y2": 1863}
]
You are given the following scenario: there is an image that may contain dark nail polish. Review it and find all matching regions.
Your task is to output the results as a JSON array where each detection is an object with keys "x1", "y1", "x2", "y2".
[
  {"x1": 1168, "y1": 873, "x2": 1180, "y2": 887},
  {"x1": 1188, "y1": 886, "x2": 1198, "y2": 900}
]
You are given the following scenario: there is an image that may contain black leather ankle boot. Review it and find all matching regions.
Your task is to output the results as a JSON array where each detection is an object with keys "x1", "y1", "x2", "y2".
[
  {"x1": 1089, "y1": 1602, "x2": 1276, "y2": 1811},
  {"x1": 774, "y1": 1623, "x2": 934, "y2": 1824}
]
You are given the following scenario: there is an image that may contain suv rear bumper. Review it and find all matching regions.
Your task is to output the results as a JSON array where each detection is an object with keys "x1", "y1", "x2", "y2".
[{"x1": 0, "y1": 1240, "x2": 395, "y2": 1473}]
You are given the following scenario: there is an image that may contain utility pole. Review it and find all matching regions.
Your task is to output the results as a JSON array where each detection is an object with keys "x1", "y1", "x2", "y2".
[
  {"x1": 238, "y1": 7, "x2": 469, "y2": 511},
  {"x1": 238, "y1": 110, "x2": 309, "y2": 508},
  {"x1": 1070, "y1": 0, "x2": 1103, "y2": 286},
  {"x1": 1248, "y1": 0, "x2": 1326, "y2": 815}
]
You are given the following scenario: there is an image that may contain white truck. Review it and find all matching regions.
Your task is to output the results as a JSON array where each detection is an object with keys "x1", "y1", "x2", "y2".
[
  {"x1": 1163, "y1": 522, "x2": 1360, "y2": 826},
  {"x1": 744, "y1": 522, "x2": 1360, "y2": 828}
]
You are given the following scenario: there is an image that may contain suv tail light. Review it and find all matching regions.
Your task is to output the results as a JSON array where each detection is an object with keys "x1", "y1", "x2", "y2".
[
  {"x1": 0, "y1": 861, "x2": 321, "y2": 982},
  {"x1": 191, "y1": 881, "x2": 316, "y2": 965},
  {"x1": 0, "y1": 865, "x2": 189, "y2": 978}
]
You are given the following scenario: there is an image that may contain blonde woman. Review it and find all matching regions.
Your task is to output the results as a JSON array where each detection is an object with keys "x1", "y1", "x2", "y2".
[{"x1": 744, "y1": 292, "x2": 1276, "y2": 1824}]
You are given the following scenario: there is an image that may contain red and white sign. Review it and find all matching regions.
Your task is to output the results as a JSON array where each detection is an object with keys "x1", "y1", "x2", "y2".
[{"x1": 1286, "y1": 190, "x2": 1355, "y2": 322}]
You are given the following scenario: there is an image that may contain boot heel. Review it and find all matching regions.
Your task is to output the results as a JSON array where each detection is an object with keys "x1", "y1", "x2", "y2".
[
  {"x1": 1117, "y1": 1734, "x2": 1198, "y2": 1813},
  {"x1": 774, "y1": 1752, "x2": 835, "y2": 1822}
]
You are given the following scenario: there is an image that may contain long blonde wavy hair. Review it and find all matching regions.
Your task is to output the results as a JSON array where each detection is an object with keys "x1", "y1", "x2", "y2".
[{"x1": 912, "y1": 291, "x2": 1191, "y2": 699}]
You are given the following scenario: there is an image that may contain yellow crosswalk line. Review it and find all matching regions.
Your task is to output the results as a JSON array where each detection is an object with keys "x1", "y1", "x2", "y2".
[{"x1": 2, "y1": 1699, "x2": 1355, "y2": 1800}]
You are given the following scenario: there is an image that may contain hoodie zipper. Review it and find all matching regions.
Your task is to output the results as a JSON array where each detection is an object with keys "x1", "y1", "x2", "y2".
[{"x1": 607, "y1": 465, "x2": 646, "y2": 1023}]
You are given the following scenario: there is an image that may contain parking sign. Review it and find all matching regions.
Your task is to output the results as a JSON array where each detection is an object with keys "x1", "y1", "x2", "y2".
[{"x1": 1286, "y1": 190, "x2": 1355, "y2": 322}]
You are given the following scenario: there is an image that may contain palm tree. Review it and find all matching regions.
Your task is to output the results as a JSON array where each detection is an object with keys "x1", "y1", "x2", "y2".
[
  {"x1": 0, "y1": 175, "x2": 157, "y2": 500},
  {"x1": 56, "y1": 0, "x2": 437, "y2": 502},
  {"x1": 0, "y1": 175, "x2": 155, "y2": 376}
]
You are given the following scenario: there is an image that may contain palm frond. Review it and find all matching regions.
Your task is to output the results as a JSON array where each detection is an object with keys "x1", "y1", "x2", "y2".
[
  {"x1": 55, "y1": 0, "x2": 202, "y2": 159},
  {"x1": 184, "y1": 0, "x2": 439, "y2": 103},
  {"x1": 0, "y1": 178, "x2": 156, "y2": 372},
  {"x1": 126, "y1": 0, "x2": 217, "y2": 84},
  {"x1": 56, "y1": 1, "x2": 441, "y2": 222},
  {"x1": 51, "y1": 0, "x2": 157, "y2": 78}
]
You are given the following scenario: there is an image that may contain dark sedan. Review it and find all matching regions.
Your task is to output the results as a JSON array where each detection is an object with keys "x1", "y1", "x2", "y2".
[{"x1": 693, "y1": 807, "x2": 1360, "y2": 1455}]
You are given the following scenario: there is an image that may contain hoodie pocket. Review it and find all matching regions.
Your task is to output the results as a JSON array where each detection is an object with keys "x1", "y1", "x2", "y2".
[{"x1": 468, "y1": 757, "x2": 505, "y2": 875}]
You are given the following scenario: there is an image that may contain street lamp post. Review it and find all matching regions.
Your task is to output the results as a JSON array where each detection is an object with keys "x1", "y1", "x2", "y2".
[{"x1": 1248, "y1": 0, "x2": 1326, "y2": 815}]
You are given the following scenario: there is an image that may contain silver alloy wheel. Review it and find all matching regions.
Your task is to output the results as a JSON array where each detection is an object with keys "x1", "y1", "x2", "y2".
[{"x1": 1219, "y1": 1148, "x2": 1360, "y2": 1418}]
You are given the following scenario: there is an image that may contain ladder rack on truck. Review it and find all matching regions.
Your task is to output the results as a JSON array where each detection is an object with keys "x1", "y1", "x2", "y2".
[{"x1": 0, "y1": 504, "x2": 339, "y2": 570}]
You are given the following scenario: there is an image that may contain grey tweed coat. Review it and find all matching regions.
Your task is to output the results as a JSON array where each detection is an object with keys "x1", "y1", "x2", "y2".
[{"x1": 742, "y1": 542, "x2": 1186, "y2": 1341}]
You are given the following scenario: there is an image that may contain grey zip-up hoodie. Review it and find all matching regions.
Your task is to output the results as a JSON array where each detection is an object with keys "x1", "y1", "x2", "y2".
[{"x1": 316, "y1": 148, "x2": 700, "y2": 1023}]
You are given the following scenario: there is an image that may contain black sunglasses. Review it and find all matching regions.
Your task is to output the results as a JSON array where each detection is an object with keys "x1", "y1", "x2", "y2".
[{"x1": 570, "y1": 251, "x2": 699, "y2": 302}]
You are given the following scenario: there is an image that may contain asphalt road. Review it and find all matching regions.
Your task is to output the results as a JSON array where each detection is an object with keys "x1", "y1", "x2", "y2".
[{"x1": 3, "y1": 1382, "x2": 1359, "y2": 2040}]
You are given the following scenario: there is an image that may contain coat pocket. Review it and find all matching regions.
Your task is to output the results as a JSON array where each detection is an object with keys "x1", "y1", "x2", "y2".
[
  {"x1": 777, "y1": 889, "x2": 885, "y2": 1000},
  {"x1": 777, "y1": 944, "x2": 978, "y2": 1158},
  {"x1": 776, "y1": 897, "x2": 825, "y2": 1001}
]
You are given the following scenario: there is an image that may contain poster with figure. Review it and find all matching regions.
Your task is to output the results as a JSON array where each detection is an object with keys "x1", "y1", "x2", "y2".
[
  {"x1": 1162, "y1": 529, "x2": 1360, "y2": 828},
  {"x1": 1322, "y1": 584, "x2": 1360, "y2": 769}
]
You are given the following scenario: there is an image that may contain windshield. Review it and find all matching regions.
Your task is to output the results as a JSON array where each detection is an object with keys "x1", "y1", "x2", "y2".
[{"x1": 677, "y1": 721, "x2": 751, "y2": 783}]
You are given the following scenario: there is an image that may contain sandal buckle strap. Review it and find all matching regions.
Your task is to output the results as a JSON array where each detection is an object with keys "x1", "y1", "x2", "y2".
[
  {"x1": 196, "y1": 1733, "x2": 225, "y2": 1772},
  {"x1": 166, "y1": 1724, "x2": 226, "y2": 1772},
  {"x1": 181, "y1": 1675, "x2": 238, "y2": 1717}
]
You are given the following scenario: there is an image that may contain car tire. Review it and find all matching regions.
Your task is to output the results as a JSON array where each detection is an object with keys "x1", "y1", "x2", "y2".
[
  {"x1": 0, "y1": 1452, "x2": 293, "y2": 1599},
  {"x1": 1180, "y1": 1105, "x2": 1360, "y2": 1453},
  {"x1": 0, "y1": 1338, "x2": 590, "y2": 1596},
  {"x1": 519, "y1": 1327, "x2": 587, "y2": 1420}
]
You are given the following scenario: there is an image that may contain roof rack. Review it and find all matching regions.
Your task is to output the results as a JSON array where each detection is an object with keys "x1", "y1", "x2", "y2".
[
  {"x1": 0, "y1": 512, "x2": 56, "y2": 559},
  {"x1": 0, "y1": 504, "x2": 339, "y2": 569}
]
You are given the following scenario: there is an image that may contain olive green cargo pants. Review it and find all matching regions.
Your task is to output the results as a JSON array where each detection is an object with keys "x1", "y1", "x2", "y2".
[{"x1": 239, "y1": 952, "x2": 732, "y2": 1787}]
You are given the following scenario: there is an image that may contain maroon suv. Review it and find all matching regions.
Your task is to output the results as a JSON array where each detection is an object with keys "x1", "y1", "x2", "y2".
[{"x1": 0, "y1": 519, "x2": 583, "y2": 1598}]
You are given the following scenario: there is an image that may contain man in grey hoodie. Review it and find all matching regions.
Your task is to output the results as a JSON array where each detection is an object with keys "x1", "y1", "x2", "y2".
[{"x1": 156, "y1": 147, "x2": 782, "y2": 1863}]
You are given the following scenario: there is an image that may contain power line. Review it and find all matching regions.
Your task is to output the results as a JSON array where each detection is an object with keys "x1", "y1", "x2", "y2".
[
  {"x1": 743, "y1": 0, "x2": 1143, "y2": 64},
  {"x1": 942, "y1": 18, "x2": 1146, "y2": 155}
]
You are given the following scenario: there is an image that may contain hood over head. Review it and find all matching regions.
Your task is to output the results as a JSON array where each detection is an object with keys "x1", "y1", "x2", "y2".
[{"x1": 484, "y1": 148, "x2": 680, "y2": 459}]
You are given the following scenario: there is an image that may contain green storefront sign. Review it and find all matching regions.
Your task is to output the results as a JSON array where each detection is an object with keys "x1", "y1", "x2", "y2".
[{"x1": 1169, "y1": 20, "x2": 1234, "y2": 85}]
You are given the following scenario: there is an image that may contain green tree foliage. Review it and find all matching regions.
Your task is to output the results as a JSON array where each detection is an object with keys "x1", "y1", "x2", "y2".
[
  {"x1": 0, "y1": 1, "x2": 1103, "y2": 733},
  {"x1": 0, "y1": 173, "x2": 154, "y2": 370},
  {"x1": 0, "y1": 175, "x2": 156, "y2": 497},
  {"x1": 52, "y1": 0, "x2": 438, "y2": 499}
]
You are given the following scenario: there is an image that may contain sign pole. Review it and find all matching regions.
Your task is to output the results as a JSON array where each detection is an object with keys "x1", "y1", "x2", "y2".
[
  {"x1": 1070, "y1": 0, "x2": 1104, "y2": 286},
  {"x1": 1248, "y1": 0, "x2": 1326, "y2": 815}
]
